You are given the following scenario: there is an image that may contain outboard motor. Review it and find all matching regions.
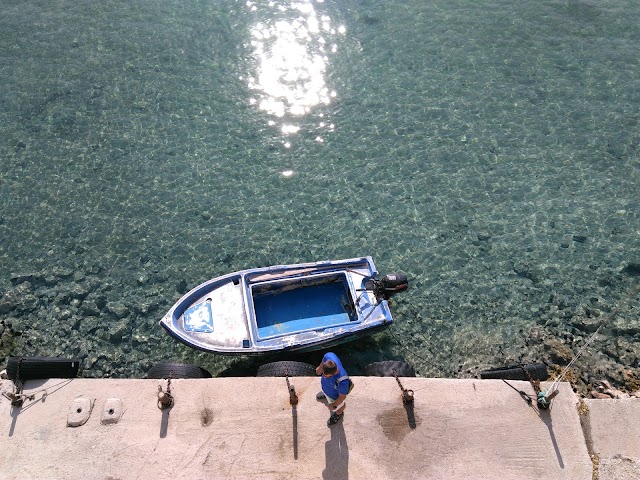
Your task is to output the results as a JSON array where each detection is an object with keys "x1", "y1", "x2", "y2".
[{"x1": 366, "y1": 273, "x2": 409, "y2": 301}]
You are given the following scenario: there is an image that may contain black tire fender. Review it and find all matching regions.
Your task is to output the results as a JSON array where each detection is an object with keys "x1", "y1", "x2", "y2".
[
  {"x1": 479, "y1": 363, "x2": 548, "y2": 381},
  {"x1": 146, "y1": 362, "x2": 212, "y2": 379},
  {"x1": 6, "y1": 356, "x2": 80, "y2": 381},
  {"x1": 256, "y1": 361, "x2": 316, "y2": 377},
  {"x1": 364, "y1": 360, "x2": 416, "y2": 377}
]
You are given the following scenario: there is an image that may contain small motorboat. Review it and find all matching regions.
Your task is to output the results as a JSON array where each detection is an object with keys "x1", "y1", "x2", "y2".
[{"x1": 160, "y1": 256, "x2": 408, "y2": 355}]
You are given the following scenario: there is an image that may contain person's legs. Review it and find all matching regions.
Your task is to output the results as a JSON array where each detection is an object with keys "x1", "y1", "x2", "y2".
[
  {"x1": 327, "y1": 396, "x2": 346, "y2": 426},
  {"x1": 331, "y1": 398, "x2": 346, "y2": 415}
]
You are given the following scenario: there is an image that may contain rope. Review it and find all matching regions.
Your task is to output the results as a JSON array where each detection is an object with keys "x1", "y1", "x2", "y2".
[
  {"x1": 547, "y1": 282, "x2": 640, "y2": 396},
  {"x1": 387, "y1": 280, "x2": 638, "y2": 397},
  {"x1": 17, "y1": 378, "x2": 73, "y2": 397},
  {"x1": 502, "y1": 379, "x2": 533, "y2": 405},
  {"x1": 7, "y1": 379, "x2": 74, "y2": 412}
]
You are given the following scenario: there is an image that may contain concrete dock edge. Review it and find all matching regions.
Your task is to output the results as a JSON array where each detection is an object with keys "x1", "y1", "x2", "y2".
[{"x1": 1, "y1": 377, "x2": 633, "y2": 479}]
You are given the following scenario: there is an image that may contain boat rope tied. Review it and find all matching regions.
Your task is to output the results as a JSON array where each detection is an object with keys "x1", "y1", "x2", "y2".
[
  {"x1": 2, "y1": 390, "x2": 31, "y2": 407},
  {"x1": 2, "y1": 378, "x2": 70, "y2": 408},
  {"x1": 11, "y1": 358, "x2": 25, "y2": 407},
  {"x1": 518, "y1": 363, "x2": 558, "y2": 410},
  {"x1": 546, "y1": 282, "x2": 640, "y2": 399},
  {"x1": 157, "y1": 376, "x2": 174, "y2": 410},
  {"x1": 537, "y1": 389, "x2": 560, "y2": 410},
  {"x1": 394, "y1": 372, "x2": 414, "y2": 404},
  {"x1": 285, "y1": 371, "x2": 298, "y2": 406},
  {"x1": 501, "y1": 379, "x2": 533, "y2": 405}
]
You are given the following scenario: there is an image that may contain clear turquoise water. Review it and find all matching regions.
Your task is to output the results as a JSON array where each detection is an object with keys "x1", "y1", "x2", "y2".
[{"x1": 1, "y1": 0, "x2": 639, "y2": 381}]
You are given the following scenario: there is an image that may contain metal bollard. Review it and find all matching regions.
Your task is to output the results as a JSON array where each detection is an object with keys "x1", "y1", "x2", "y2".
[
  {"x1": 285, "y1": 373, "x2": 298, "y2": 406},
  {"x1": 157, "y1": 384, "x2": 174, "y2": 410},
  {"x1": 395, "y1": 372, "x2": 415, "y2": 404},
  {"x1": 402, "y1": 388, "x2": 415, "y2": 405}
]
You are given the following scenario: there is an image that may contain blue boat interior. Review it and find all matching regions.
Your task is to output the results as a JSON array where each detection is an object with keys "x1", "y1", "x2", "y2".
[{"x1": 252, "y1": 273, "x2": 357, "y2": 340}]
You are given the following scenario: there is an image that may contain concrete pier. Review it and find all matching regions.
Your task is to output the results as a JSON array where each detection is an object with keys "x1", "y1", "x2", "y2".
[{"x1": 1, "y1": 377, "x2": 637, "y2": 479}]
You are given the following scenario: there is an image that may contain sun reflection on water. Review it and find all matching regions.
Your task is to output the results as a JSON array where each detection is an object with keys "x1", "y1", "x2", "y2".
[{"x1": 245, "y1": 0, "x2": 344, "y2": 145}]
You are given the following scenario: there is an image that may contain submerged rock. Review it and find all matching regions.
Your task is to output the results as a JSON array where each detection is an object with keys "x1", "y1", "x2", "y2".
[
  {"x1": 106, "y1": 302, "x2": 129, "y2": 319},
  {"x1": 176, "y1": 279, "x2": 188, "y2": 294},
  {"x1": 132, "y1": 301, "x2": 159, "y2": 315},
  {"x1": 10, "y1": 272, "x2": 45, "y2": 286},
  {"x1": 0, "y1": 284, "x2": 39, "y2": 313},
  {"x1": 622, "y1": 263, "x2": 640, "y2": 276},
  {"x1": 544, "y1": 337, "x2": 574, "y2": 364},
  {"x1": 50, "y1": 266, "x2": 74, "y2": 279},
  {"x1": 68, "y1": 284, "x2": 90, "y2": 300},
  {"x1": 79, "y1": 300, "x2": 100, "y2": 317},
  {"x1": 572, "y1": 316, "x2": 602, "y2": 334},
  {"x1": 108, "y1": 321, "x2": 130, "y2": 343},
  {"x1": 77, "y1": 316, "x2": 101, "y2": 335}
]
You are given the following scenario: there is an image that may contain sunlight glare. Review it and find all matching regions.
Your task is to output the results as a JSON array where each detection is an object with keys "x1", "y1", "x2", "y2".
[{"x1": 246, "y1": 0, "x2": 346, "y2": 140}]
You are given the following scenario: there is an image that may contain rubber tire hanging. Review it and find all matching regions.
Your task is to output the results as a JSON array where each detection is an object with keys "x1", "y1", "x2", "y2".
[
  {"x1": 256, "y1": 361, "x2": 316, "y2": 377},
  {"x1": 146, "y1": 362, "x2": 212, "y2": 379},
  {"x1": 479, "y1": 363, "x2": 548, "y2": 381},
  {"x1": 6, "y1": 356, "x2": 80, "y2": 381}
]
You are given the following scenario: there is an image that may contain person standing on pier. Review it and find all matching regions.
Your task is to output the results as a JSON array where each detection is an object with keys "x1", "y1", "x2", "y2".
[{"x1": 316, "y1": 352, "x2": 352, "y2": 426}]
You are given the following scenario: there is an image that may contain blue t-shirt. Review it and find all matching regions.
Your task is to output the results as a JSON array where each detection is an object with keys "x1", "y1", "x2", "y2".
[{"x1": 320, "y1": 352, "x2": 349, "y2": 399}]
